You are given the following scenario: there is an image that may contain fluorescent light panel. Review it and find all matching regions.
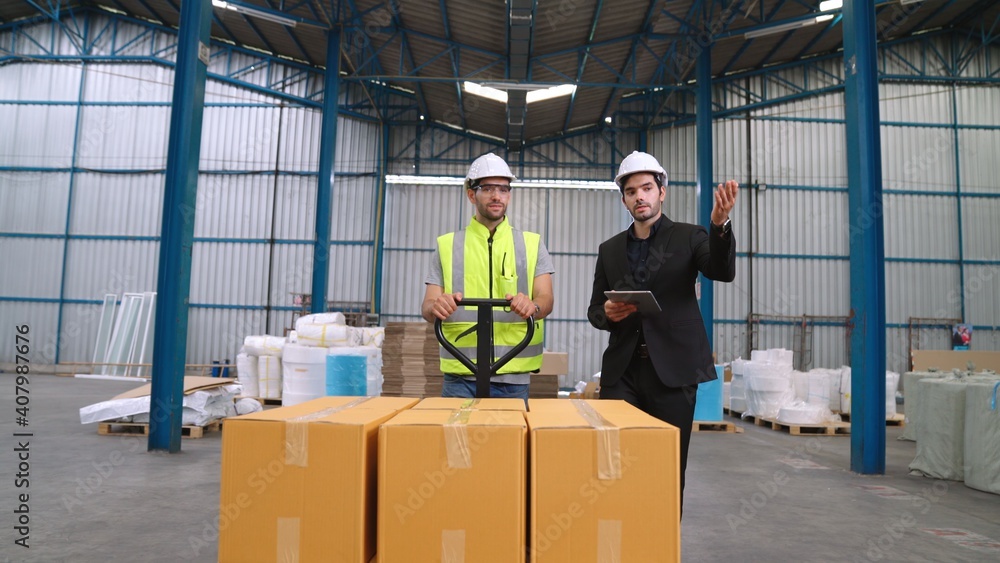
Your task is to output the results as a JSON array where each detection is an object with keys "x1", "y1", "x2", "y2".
[
  {"x1": 212, "y1": 1, "x2": 297, "y2": 27},
  {"x1": 462, "y1": 81, "x2": 577, "y2": 104},
  {"x1": 385, "y1": 175, "x2": 617, "y2": 190}
]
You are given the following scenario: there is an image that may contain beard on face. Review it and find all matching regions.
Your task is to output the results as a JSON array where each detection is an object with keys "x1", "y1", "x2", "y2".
[
  {"x1": 476, "y1": 194, "x2": 506, "y2": 221},
  {"x1": 629, "y1": 198, "x2": 659, "y2": 221}
]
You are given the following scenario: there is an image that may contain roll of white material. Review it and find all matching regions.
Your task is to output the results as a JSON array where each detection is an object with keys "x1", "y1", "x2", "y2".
[
  {"x1": 723, "y1": 382, "x2": 731, "y2": 411},
  {"x1": 281, "y1": 343, "x2": 328, "y2": 404},
  {"x1": 731, "y1": 358, "x2": 746, "y2": 376},
  {"x1": 775, "y1": 348, "x2": 794, "y2": 367},
  {"x1": 287, "y1": 330, "x2": 298, "y2": 344},
  {"x1": 244, "y1": 335, "x2": 286, "y2": 357},
  {"x1": 357, "y1": 326, "x2": 385, "y2": 348},
  {"x1": 886, "y1": 371, "x2": 900, "y2": 418},
  {"x1": 730, "y1": 397, "x2": 747, "y2": 413},
  {"x1": 257, "y1": 356, "x2": 282, "y2": 399},
  {"x1": 791, "y1": 370, "x2": 809, "y2": 402},
  {"x1": 777, "y1": 402, "x2": 831, "y2": 425},
  {"x1": 806, "y1": 370, "x2": 832, "y2": 407},
  {"x1": 295, "y1": 312, "x2": 346, "y2": 331},
  {"x1": 328, "y1": 346, "x2": 383, "y2": 396},
  {"x1": 297, "y1": 322, "x2": 353, "y2": 348},
  {"x1": 750, "y1": 350, "x2": 767, "y2": 362},
  {"x1": 236, "y1": 353, "x2": 259, "y2": 398}
]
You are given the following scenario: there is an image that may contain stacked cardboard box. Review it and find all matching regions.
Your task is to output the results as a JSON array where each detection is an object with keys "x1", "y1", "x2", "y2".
[
  {"x1": 218, "y1": 396, "x2": 417, "y2": 563},
  {"x1": 381, "y1": 322, "x2": 443, "y2": 397},
  {"x1": 530, "y1": 352, "x2": 569, "y2": 399},
  {"x1": 526, "y1": 399, "x2": 680, "y2": 562},
  {"x1": 378, "y1": 402, "x2": 527, "y2": 562}
]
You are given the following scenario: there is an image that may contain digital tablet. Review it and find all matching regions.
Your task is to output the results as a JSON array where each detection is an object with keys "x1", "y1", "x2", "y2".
[{"x1": 604, "y1": 290, "x2": 662, "y2": 314}]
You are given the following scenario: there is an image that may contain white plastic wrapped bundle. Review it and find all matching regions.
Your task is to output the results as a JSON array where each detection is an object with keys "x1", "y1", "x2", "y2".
[
  {"x1": 777, "y1": 401, "x2": 836, "y2": 425},
  {"x1": 243, "y1": 335, "x2": 286, "y2": 357},
  {"x1": 964, "y1": 379, "x2": 1000, "y2": 494},
  {"x1": 723, "y1": 381, "x2": 731, "y2": 411},
  {"x1": 327, "y1": 346, "x2": 382, "y2": 396},
  {"x1": 840, "y1": 367, "x2": 852, "y2": 415},
  {"x1": 901, "y1": 372, "x2": 947, "y2": 441},
  {"x1": 132, "y1": 384, "x2": 240, "y2": 426},
  {"x1": 296, "y1": 322, "x2": 355, "y2": 348},
  {"x1": 750, "y1": 350, "x2": 767, "y2": 362},
  {"x1": 909, "y1": 378, "x2": 968, "y2": 480},
  {"x1": 744, "y1": 361, "x2": 795, "y2": 419},
  {"x1": 236, "y1": 353, "x2": 259, "y2": 398},
  {"x1": 356, "y1": 326, "x2": 385, "y2": 348},
  {"x1": 295, "y1": 312, "x2": 346, "y2": 331},
  {"x1": 235, "y1": 398, "x2": 263, "y2": 415},
  {"x1": 886, "y1": 371, "x2": 900, "y2": 418},
  {"x1": 258, "y1": 355, "x2": 282, "y2": 399},
  {"x1": 281, "y1": 343, "x2": 329, "y2": 406},
  {"x1": 806, "y1": 370, "x2": 832, "y2": 407},
  {"x1": 791, "y1": 370, "x2": 809, "y2": 402},
  {"x1": 773, "y1": 348, "x2": 794, "y2": 367}
]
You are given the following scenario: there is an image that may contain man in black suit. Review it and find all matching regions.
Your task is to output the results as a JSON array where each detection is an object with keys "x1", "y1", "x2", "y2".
[{"x1": 588, "y1": 151, "x2": 738, "y2": 511}]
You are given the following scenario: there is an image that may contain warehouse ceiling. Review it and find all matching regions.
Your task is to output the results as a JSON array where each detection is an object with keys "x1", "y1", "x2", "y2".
[{"x1": 4, "y1": 0, "x2": 998, "y2": 148}]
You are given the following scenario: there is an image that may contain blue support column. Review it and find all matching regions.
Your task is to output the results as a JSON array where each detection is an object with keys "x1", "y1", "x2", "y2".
[
  {"x1": 149, "y1": 0, "x2": 212, "y2": 452},
  {"x1": 311, "y1": 29, "x2": 341, "y2": 314},
  {"x1": 696, "y1": 44, "x2": 715, "y2": 347},
  {"x1": 844, "y1": 0, "x2": 887, "y2": 474},
  {"x1": 372, "y1": 123, "x2": 390, "y2": 315}
]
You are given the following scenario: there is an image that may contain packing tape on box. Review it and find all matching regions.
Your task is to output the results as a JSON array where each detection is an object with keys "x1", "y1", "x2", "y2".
[
  {"x1": 441, "y1": 529, "x2": 466, "y2": 563},
  {"x1": 444, "y1": 409, "x2": 473, "y2": 469},
  {"x1": 276, "y1": 517, "x2": 300, "y2": 563},
  {"x1": 597, "y1": 519, "x2": 622, "y2": 562},
  {"x1": 284, "y1": 397, "x2": 372, "y2": 467},
  {"x1": 459, "y1": 398, "x2": 480, "y2": 409},
  {"x1": 571, "y1": 400, "x2": 622, "y2": 480}
]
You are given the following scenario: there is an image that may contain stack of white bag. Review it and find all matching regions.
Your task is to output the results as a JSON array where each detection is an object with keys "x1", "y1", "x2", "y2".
[
  {"x1": 729, "y1": 358, "x2": 747, "y2": 413},
  {"x1": 79, "y1": 384, "x2": 242, "y2": 426},
  {"x1": 840, "y1": 367, "x2": 900, "y2": 418},
  {"x1": 278, "y1": 313, "x2": 385, "y2": 406},
  {"x1": 743, "y1": 349, "x2": 797, "y2": 420},
  {"x1": 237, "y1": 335, "x2": 286, "y2": 400}
]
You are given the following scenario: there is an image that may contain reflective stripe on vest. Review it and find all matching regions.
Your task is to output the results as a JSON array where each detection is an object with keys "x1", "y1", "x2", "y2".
[{"x1": 438, "y1": 219, "x2": 544, "y2": 375}]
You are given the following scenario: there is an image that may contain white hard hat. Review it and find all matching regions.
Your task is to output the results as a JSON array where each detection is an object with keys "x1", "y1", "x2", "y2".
[
  {"x1": 614, "y1": 151, "x2": 668, "y2": 190},
  {"x1": 465, "y1": 153, "x2": 516, "y2": 190}
]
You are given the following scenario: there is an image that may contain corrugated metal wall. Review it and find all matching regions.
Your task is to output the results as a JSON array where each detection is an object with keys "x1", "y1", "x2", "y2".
[
  {"x1": 0, "y1": 17, "x2": 380, "y2": 366},
  {"x1": 648, "y1": 46, "x2": 999, "y2": 373}
]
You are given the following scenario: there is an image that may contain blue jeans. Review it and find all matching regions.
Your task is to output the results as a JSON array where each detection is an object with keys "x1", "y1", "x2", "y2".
[{"x1": 441, "y1": 374, "x2": 529, "y2": 402}]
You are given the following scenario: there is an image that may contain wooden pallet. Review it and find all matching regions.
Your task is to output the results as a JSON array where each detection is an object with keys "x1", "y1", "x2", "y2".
[
  {"x1": 98, "y1": 420, "x2": 222, "y2": 439},
  {"x1": 693, "y1": 420, "x2": 744, "y2": 433},
  {"x1": 839, "y1": 412, "x2": 905, "y2": 427},
  {"x1": 760, "y1": 417, "x2": 850, "y2": 436}
]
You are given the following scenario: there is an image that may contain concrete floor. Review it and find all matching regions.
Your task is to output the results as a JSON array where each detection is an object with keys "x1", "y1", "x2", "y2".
[{"x1": 1, "y1": 375, "x2": 998, "y2": 562}]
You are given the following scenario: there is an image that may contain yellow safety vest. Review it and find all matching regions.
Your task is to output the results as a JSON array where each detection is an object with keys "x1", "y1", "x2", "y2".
[{"x1": 438, "y1": 217, "x2": 544, "y2": 375}]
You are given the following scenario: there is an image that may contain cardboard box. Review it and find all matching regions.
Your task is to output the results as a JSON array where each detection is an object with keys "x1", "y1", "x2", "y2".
[
  {"x1": 378, "y1": 409, "x2": 527, "y2": 563},
  {"x1": 526, "y1": 399, "x2": 680, "y2": 563},
  {"x1": 411, "y1": 397, "x2": 527, "y2": 411},
  {"x1": 911, "y1": 350, "x2": 1000, "y2": 373},
  {"x1": 538, "y1": 352, "x2": 569, "y2": 375},
  {"x1": 219, "y1": 396, "x2": 417, "y2": 563}
]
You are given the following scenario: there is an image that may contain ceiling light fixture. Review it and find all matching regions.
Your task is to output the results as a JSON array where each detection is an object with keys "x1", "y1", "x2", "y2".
[
  {"x1": 213, "y1": 0, "x2": 297, "y2": 27},
  {"x1": 744, "y1": 18, "x2": 819, "y2": 39},
  {"x1": 463, "y1": 81, "x2": 577, "y2": 104}
]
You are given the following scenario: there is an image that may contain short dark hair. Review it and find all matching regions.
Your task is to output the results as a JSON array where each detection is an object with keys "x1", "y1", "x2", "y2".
[{"x1": 618, "y1": 173, "x2": 663, "y2": 194}]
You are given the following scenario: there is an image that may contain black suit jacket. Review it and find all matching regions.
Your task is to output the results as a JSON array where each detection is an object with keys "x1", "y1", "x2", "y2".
[{"x1": 588, "y1": 217, "x2": 736, "y2": 388}]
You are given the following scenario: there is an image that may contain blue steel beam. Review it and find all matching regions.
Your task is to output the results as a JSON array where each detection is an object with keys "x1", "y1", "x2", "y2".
[
  {"x1": 598, "y1": 0, "x2": 664, "y2": 131},
  {"x1": 312, "y1": 28, "x2": 341, "y2": 314},
  {"x1": 844, "y1": 0, "x2": 886, "y2": 475},
  {"x1": 563, "y1": 0, "x2": 605, "y2": 133},
  {"x1": 149, "y1": 0, "x2": 213, "y2": 453},
  {"x1": 438, "y1": 0, "x2": 466, "y2": 129},
  {"x1": 696, "y1": 41, "x2": 715, "y2": 349}
]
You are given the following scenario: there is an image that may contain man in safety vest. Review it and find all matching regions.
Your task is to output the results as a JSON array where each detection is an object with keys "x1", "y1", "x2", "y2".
[{"x1": 422, "y1": 153, "x2": 555, "y2": 399}]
